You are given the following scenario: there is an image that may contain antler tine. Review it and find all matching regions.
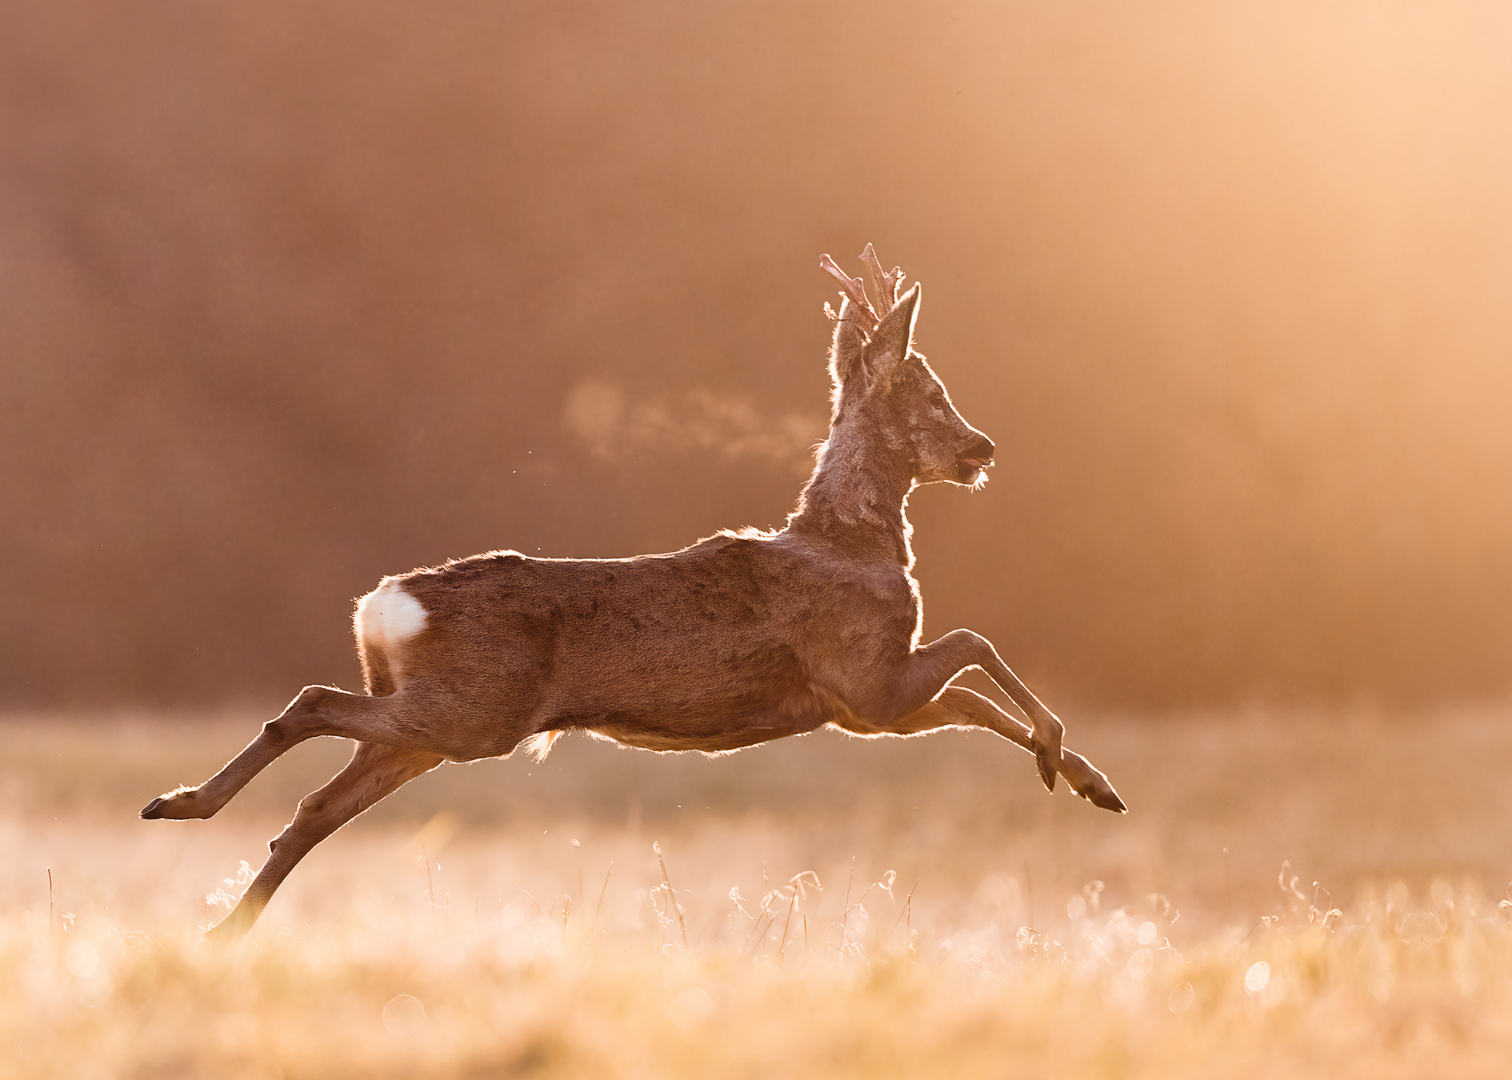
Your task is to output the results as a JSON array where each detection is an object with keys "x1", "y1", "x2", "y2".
[
  {"x1": 819, "y1": 253, "x2": 880, "y2": 326},
  {"x1": 858, "y1": 244, "x2": 905, "y2": 314}
]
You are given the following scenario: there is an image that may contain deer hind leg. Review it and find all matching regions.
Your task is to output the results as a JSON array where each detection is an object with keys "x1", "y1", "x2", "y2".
[
  {"x1": 204, "y1": 740, "x2": 443, "y2": 941},
  {"x1": 854, "y1": 686, "x2": 1124, "y2": 813},
  {"x1": 140, "y1": 684, "x2": 426, "y2": 821}
]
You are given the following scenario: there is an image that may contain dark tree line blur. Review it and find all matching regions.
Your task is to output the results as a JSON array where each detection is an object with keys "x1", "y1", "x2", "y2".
[{"x1": 3, "y1": 0, "x2": 1510, "y2": 711}]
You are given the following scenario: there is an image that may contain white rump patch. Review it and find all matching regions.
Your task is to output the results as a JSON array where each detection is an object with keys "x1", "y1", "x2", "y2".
[{"x1": 356, "y1": 579, "x2": 429, "y2": 654}]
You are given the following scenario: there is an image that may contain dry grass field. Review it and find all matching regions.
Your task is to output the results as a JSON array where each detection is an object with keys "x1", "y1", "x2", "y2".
[{"x1": 3, "y1": 704, "x2": 1511, "y2": 1078}]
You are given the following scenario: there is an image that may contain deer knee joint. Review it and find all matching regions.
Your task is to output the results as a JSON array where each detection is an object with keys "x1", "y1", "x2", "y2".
[{"x1": 292, "y1": 684, "x2": 334, "y2": 712}]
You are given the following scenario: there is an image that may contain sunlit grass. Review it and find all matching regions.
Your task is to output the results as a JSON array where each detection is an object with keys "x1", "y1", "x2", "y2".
[
  {"x1": 3, "y1": 706, "x2": 1512, "y2": 1077},
  {"x1": 8, "y1": 871, "x2": 1512, "y2": 1078}
]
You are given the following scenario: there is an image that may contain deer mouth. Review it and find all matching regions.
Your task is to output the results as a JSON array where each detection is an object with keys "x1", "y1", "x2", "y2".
[
  {"x1": 954, "y1": 436, "x2": 995, "y2": 485},
  {"x1": 955, "y1": 454, "x2": 993, "y2": 485}
]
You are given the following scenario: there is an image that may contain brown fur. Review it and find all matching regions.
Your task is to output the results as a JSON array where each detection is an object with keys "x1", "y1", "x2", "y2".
[{"x1": 142, "y1": 249, "x2": 1125, "y2": 941}]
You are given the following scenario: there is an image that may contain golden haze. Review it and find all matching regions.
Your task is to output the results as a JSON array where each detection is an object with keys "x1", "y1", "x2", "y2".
[{"x1": 2, "y1": 1, "x2": 1510, "y2": 709}]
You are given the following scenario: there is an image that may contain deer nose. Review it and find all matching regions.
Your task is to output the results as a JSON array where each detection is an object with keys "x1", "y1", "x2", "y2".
[{"x1": 963, "y1": 435, "x2": 995, "y2": 465}]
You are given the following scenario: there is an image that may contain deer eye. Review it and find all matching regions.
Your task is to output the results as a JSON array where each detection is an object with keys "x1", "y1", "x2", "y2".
[{"x1": 927, "y1": 389, "x2": 947, "y2": 410}]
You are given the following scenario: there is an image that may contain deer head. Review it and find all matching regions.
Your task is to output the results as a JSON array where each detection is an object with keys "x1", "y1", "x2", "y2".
[{"x1": 821, "y1": 245, "x2": 995, "y2": 488}]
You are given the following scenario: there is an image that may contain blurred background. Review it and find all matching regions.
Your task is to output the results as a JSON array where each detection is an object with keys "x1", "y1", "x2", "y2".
[{"x1": 3, "y1": 0, "x2": 1510, "y2": 713}]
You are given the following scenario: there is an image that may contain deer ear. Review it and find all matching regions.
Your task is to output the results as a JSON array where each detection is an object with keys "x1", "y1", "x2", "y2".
[
  {"x1": 828, "y1": 297, "x2": 870, "y2": 386},
  {"x1": 864, "y1": 282, "x2": 921, "y2": 380}
]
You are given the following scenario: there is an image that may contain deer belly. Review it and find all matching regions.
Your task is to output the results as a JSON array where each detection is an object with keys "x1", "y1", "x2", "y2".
[{"x1": 582, "y1": 696, "x2": 832, "y2": 754}]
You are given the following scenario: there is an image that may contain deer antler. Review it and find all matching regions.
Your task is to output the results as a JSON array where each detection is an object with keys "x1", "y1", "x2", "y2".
[
  {"x1": 858, "y1": 243, "x2": 904, "y2": 314},
  {"x1": 820, "y1": 245, "x2": 906, "y2": 329},
  {"x1": 820, "y1": 253, "x2": 880, "y2": 325}
]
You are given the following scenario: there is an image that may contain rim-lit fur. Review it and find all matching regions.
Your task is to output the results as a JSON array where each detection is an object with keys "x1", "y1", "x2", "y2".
[{"x1": 142, "y1": 248, "x2": 1125, "y2": 941}]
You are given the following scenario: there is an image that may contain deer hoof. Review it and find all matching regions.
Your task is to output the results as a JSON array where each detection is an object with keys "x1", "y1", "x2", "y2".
[
  {"x1": 1087, "y1": 785, "x2": 1127, "y2": 814},
  {"x1": 1035, "y1": 747, "x2": 1058, "y2": 793},
  {"x1": 203, "y1": 910, "x2": 253, "y2": 944},
  {"x1": 140, "y1": 789, "x2": 207, "y2": 819},
  {"x1": 1061, "y1": 753, "x2": 1128, "y2": 813},
  {"x1": 1070, "y1": 773, "x2": 1127, "y2": 812}
]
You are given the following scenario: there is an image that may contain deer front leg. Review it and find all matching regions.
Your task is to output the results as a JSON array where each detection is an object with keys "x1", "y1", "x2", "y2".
[
  {"x1": 877, "y1": 629, "x2": 1065, "y2": 793},
  {"x1": 203, "y1": 741, "x2": 443, "y2": 941},
  {"x1": 865, "y1": 686, "x2": 1124, "y2": 812}
]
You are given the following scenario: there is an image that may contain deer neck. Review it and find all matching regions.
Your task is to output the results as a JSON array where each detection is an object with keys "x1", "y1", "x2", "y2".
[{"x1": 787, "y1": 412, "x2": 916, "y2": 567}]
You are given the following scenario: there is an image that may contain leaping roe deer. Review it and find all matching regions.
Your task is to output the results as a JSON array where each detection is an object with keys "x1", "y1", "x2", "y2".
[{"x1": 143, "y1": 246, "x2": 1125, "y2": 941}]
